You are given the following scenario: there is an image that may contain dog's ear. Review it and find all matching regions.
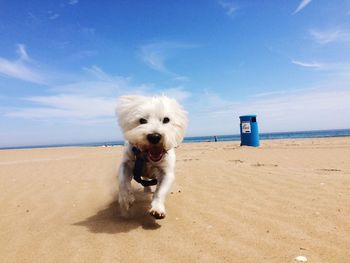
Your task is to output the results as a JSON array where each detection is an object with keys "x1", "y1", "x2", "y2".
[
  {"x1": 116, "y1": 95, "x2": 143, "y2": 116},
  {"x1": 116, "y1": 95, "x2": 147, "y2": 131}
]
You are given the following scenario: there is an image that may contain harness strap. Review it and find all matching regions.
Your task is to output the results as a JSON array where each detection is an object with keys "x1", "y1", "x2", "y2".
[{"x1": 132, "y1": 146, "x2": 158, "y2": 187}]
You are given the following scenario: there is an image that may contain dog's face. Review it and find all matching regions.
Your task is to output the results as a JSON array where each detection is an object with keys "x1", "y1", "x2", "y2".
[{"x1": 116, "y1": 95, "x2": 188, "y2": 161}]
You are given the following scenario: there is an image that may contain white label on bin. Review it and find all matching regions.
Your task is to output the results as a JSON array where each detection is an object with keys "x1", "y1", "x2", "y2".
[{"x1": 242, "y1": 122, "x2": 251, "y2": 133}]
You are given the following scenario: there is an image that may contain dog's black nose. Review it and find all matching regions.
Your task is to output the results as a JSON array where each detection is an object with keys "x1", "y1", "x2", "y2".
[{"x1": 147, "y1": 133, "x2": 162, "y2": 144}]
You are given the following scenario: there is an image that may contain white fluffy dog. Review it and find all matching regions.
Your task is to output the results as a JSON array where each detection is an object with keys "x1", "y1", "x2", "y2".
[{"x1": 116, "y1": 95, "x2": 187, "y2": 219}]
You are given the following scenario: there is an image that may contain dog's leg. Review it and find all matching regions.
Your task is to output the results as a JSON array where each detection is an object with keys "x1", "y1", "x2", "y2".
[
  {"x1": 149, "y1": 171, "x2": 174, "y2": 219},
  {"x1": 118, "y1": 162, "x2": 135, "y2": 216}
]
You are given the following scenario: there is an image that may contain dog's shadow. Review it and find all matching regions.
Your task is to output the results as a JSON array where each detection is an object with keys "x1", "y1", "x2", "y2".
[{"x1": 73, "y1": 190, "x2": 161, "y2": 234}]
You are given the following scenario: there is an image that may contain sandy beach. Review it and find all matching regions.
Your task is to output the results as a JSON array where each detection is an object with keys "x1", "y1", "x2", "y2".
[{"x1": 0, "y1": 137, "x2": 350, "y2": 263}]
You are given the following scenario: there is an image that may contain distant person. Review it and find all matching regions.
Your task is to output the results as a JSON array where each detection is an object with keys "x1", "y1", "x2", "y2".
[{"x1": 214, "y1": 136, "x2": 218, "y2": 142}]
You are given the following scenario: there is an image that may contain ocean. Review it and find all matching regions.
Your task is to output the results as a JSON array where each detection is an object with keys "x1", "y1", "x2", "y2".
[
  {"x1": 1, "y1": 129, "x2": 350, "y2": 150},
  {"x1": 184, "y1": 129, "x2": 350, "y2": 143}
]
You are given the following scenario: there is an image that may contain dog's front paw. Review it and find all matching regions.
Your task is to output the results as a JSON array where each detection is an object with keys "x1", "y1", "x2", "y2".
[
  {"x1": 149, "y1": 208, "x2": 166, "y2": 219},
  {"x1": 119, "y1": 191, "x2": 135, "y2": 214},
  {"x1": 149, "y1": 203, "x2": 166, "y2": 219}
]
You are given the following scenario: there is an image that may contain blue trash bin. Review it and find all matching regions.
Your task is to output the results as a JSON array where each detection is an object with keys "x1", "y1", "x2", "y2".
[{"x1": 239, "y1": 115, "x2": 259, "y2": 147}]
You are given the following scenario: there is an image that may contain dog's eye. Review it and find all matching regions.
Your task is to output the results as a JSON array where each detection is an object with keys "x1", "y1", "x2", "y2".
[
  {"x1": 163, "y1": 117, "x2": 170, "y2": 124},
  {"x1": 139, "y1": 118, "x2": 147, "y2": 124}
]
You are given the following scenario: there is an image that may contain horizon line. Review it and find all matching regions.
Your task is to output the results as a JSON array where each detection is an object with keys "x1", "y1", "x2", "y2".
[{"x1": 1, "y1": 128, "x2": 350, "y2": 150}]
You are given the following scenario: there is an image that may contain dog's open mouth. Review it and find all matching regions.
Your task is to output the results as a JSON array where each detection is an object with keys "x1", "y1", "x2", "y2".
[{"x1": 147, "y1": 146, "x2": 166, "y2": 162}]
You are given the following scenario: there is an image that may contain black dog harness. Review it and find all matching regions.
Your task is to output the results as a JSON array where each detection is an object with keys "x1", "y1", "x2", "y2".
[{"x1": 132, "y1": 146, "x2": 158, "y2": 187}]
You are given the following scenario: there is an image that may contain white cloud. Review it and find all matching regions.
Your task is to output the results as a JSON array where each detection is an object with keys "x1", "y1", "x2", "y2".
[
  {"x1": 139, "y1": 41, "x2": 195, "y2": 75},
  {"x1": 291, "y1": 60, "x2": 350, "y2": 81},
  {"x1": 7, "y1": 95, "x2": 116, "y2": 119},
  {"x1": 5, "y1": 66, "x2": 178, "y2": 121},
  {"x1": 83, "y1": 65, "x2": 113, "y2": 81},
  {"x1": 7, "y1": 85, "x2": 192, "y2": 120},
  {"x1": 160, "y1": 86, "x2": 191, "y2": 102},
  {"x1": 51, "y1": 67, "x2": 150, "y2": 96},
  {"x1": 0, "y1": 44, "x2": 46, "y2": 84},
  {"x1": 140, "y1": 43, "x2": 169, "y2": 73},
  {"x1": 218, "y1": 1, "x2": 239, "y2": 17},
  {"x1": 16, "y1": 44, "x2": 29, "y2": 61},
  {"x1": 252, "y1": 90, "x2": 288, "y2": 98},
  {"x1": 293, "y1": 0, "x2": 312, "y2": 14},
  {"x1": 49, "y1": 13, "x2": 60, "y2": 20},
  {"x1": 186, "y1": 87, "x2": 350, "y2": 135},
  {"x1": 5, "y1": 82, "x2": 350, "y2": 143},
  {"x1": 242, "y1": 88, "x2": 350, "y2": 131},
  {"x1": 0, "y1": 58, "x2": 45, "y2": 84},
  {"x1": 172, "y1": 76, "x2": 190, "y2": 82},
  {"x1": 291, "y1": 60, "x2": 323, "y2": 69},
  {"x1": 51, "y1": 80, "x2": 128, "y2": 96},
  {"x1": 6, "y1": 85, "x2": 190, "y2": 122},
  {"x1": 310, "y1": 29, "x2": 350, "y2": 44},
  {"x1": 69, "y1": 0, "x2": 79, "y2": 5}
]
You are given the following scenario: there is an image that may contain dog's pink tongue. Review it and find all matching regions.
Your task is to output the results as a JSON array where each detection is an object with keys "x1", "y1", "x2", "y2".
[{"x1": 149, "y1": 147, "x2": 164, "y2": 162}]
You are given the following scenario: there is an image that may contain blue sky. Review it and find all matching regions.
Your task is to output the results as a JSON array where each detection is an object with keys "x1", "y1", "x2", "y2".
[{"x1": 1, "y1": 0, "x2": 350, "y2": 147}]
